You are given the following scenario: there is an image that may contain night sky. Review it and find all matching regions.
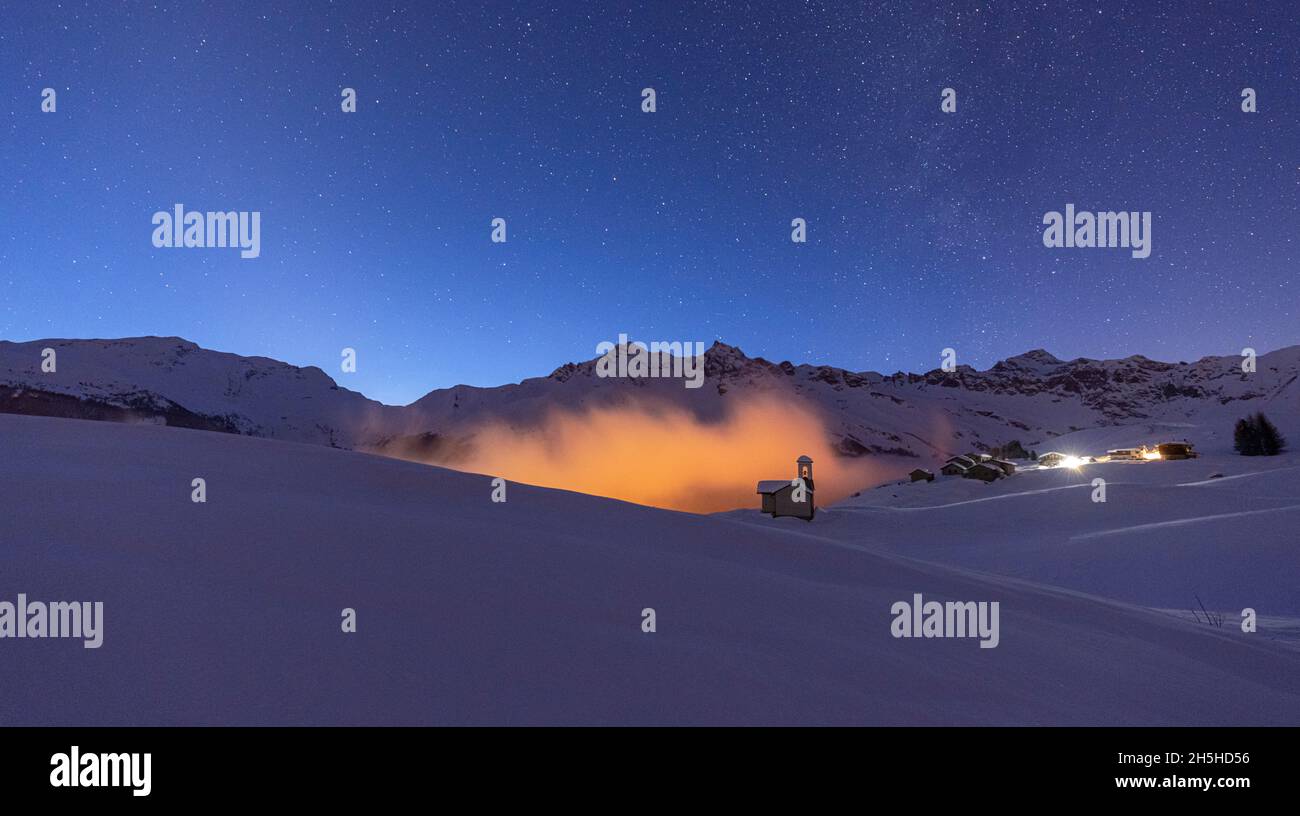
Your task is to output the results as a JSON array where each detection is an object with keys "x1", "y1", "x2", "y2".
[{"x1": 4, "y1": 2, "x2": 1298, "y2": 404}]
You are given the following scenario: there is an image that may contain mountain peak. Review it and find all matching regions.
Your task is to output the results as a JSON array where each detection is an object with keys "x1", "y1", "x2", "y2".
[{"x1": 1004, "y1": 348, "x2": 1062, "y2": 366}]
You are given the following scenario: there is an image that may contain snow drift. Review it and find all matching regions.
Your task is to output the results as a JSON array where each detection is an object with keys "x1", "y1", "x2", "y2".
[{"x1": 2, "y1": 413, "x2": 1298, "y2": 725}]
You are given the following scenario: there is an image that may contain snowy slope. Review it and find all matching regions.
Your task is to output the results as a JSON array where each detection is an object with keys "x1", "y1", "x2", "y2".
[
  {"x1": 808, "y1": 453, "x2": 1300, "y2": 622},
  {"x1": 2, "y1": 413, "x2": 1299, "y2": 725}
]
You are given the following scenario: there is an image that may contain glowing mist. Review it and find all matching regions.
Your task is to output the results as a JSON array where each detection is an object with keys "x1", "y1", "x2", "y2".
[{"x1": 404, "y1": 395, "x2": 894, "y2": 513}]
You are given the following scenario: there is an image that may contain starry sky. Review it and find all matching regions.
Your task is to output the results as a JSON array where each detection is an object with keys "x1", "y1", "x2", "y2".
[{"x1": 4, "y1": 1, "x2": 1298, "y2": 405}]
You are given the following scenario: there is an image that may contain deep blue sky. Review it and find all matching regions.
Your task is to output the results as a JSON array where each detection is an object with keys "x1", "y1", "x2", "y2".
[{"x1": 4, "y1": 1, "x2": 1298, "y2": 404}]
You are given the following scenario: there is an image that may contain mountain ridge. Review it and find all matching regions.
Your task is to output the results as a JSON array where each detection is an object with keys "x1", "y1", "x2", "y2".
[{"x1": 3, "y1": 336, "x2": 1298, "y2": 473}]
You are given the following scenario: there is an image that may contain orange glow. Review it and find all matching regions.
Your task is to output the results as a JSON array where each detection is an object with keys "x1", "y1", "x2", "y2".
[{"x1": 394, "y1": 396, "x2": 899, "y2": 513}]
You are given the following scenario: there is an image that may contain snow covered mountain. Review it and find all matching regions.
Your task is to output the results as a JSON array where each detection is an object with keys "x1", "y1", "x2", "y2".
[
  {"x1": 3, "y1": 336, "x2": 1298, "y2": 499},
  {"x1": 4, "y1": 345, "x2": 1298, "y2": 724},
  {"x1": 393, "y1": 341, "x2": 1300, "y2": 459},
  {"x1": 0, "y1": 337, "x2": 402, "y2": 448}
]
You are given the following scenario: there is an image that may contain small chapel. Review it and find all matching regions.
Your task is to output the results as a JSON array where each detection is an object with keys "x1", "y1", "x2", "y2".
[{"x1": 755, "y1": 455, "x2": 815, "y2": 521}]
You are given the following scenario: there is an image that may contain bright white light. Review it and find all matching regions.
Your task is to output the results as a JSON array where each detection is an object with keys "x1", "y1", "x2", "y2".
[{"x1": 1060, "y1": 456, "x2": 1085, "y2": 469}]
